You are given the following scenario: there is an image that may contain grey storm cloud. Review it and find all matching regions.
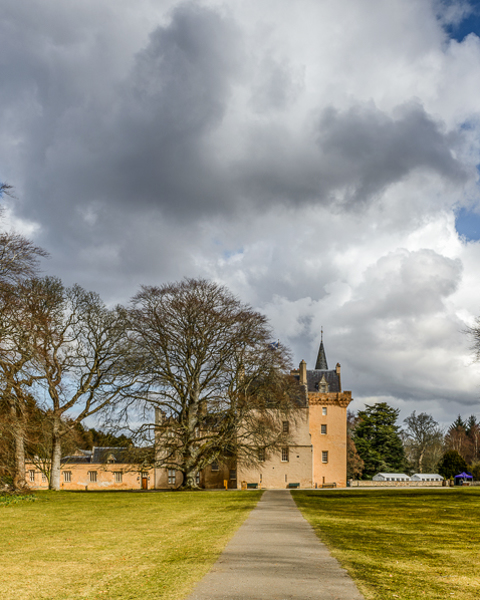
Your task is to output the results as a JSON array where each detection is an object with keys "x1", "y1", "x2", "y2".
[
  {"x1": 2, "y1": 0, "x2": 470, "y2": 242},
  {"x1": 315, "y1": 103, "x2": 470, "y2": 205}
]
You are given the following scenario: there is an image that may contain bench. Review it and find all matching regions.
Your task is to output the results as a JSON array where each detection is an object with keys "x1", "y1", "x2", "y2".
[
  {"x1": 287, "y1": 483, "x2": 300, "y2": 488},
  {"x1": 321, "y1": 482, "x2": 337, "y2": 488},
  {"x1": 246, "y1": 483, "x2": 258, "y2": 489}
]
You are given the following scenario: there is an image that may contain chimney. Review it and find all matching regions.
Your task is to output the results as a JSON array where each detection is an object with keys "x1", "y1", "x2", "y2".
[
  {"x1": 336, "y1": 363, "x2": 342, "y2": 392},
  {"x1": 299, "y1": 360, "x2": 307, "y2": 387},
  {"x1": 155, "y1": 408, "x2": 165, "y2": 425}
]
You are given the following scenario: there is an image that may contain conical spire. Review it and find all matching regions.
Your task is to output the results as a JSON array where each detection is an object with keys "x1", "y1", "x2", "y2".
[{"x1": 315, "y1": 328, "x2": 328, "y2": 370}]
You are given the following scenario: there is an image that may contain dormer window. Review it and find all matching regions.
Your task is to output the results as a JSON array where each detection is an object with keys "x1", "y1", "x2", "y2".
[
  {"x1": 107, "y1": 454, "x2": 116, "y2": 464},
  {"x1": 317, "y1": 375, "x2": 329, "y2": 393}
]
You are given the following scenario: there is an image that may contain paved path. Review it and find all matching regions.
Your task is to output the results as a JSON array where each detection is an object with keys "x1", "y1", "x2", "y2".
[{"x1": 187, "y1": 490, "x2": 364, "y2": 600}]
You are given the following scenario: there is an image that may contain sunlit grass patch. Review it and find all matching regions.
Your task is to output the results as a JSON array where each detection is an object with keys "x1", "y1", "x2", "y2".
[
  {"x1": 0, "y1": 493, "x2": 37, "y2": 507},
  {"x1": 294, "y1": 488, "x2": 480, "y2": 600},
  {"x1": 0, "y1": 490, "x2": 261, "y2": 600}
]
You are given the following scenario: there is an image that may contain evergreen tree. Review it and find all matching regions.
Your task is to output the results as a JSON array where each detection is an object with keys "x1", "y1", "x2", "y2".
[
  {"x1": 445, "y1": 416, "x2": 471, "y2": 462},
  {"x1": 437, "y1": 450, "x2": 468, "y2": 479},
  {"x1": 353, "y1": 402, "x2": 407, "y2": 479},
  {"x1": 465, "y1": 415, "x2": 477, "y2": 436}
]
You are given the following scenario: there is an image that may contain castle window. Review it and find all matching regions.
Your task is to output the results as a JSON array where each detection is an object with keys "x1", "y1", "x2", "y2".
[
  {"x1": 258, "y1": 449, "x2": 265, "y2": 462},
  {"x1": 114, "y1": 471, "x2": 123, "y2": 483},
  {"x1": 88, "y1": 471, "x2": 97, "y2": 483},
  {"x1": 282, "y1": 421, "x2": 289, "y2": 433},
  {"x1": 322, "y1": 451, "x2": 328, "y2": 464},
  {"x1": 321, "y1": 424, "x2": 327, "y2": 435},
  {"x1": 41, "y1": 473, "x2": 47, "y2": 483},
  {"x1": 63, "y1": 471, "x2": 71, "y2": 483},
  {"x1": 211, "y1": 461, "x2": 219, "y2": 472},
  {"x1": 229, "y1": 470, "x2": 237, "y2": 480},
  {"x1": 168, "y1": 469, "x2": 176, "y2": 485},
  {"x1": 281, "y1": 447, "x2": 289, "y2": 462},
  {"x1": 322, "y1": 407, "x2": 327, "y2": 416},
  {"x1": 29, "y1": 470, "x2": 35, "y2": 483},
  {"x1": 196, "y1": 472, "x2": 201, "y2": 485}
]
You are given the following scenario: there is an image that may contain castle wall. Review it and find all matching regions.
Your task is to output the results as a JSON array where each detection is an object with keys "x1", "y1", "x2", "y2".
[
  {"x1": 236, "y1": 408, "x2": 313, "y2": 489},
  {"x1": 25, "y1": 463, "x2": 154, "y2": 491}
]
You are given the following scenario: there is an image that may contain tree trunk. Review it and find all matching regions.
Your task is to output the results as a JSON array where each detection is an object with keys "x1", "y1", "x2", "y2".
[
  {"x1": 12, "y1": 406, "x2": 26, "y2": 491},
  {"x1": 418, "y1": 447, "x2": 425, "y2": 473},
  {"x1": 49, "y1": 416, "x2": 62, "y2": 491},
  {"x1": 181, "y1": 469, "x2": 199, "y2": 490}
]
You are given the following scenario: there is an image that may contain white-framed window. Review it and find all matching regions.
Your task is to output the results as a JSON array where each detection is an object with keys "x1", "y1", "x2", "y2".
[
  {"x1": 168, "y1": 469, "x2": 175, "y2": 485},
  {"x1": 322, "y1": 451, "x2": 328, "y2": 464},
  {"x1": 41, "y1": 473, "x2": 47, "y2": 483},
  {"x1": 63, "y1": 471, "x2": 72, "y2": 483},
  {"x1": 282, "y1": 421, "x2": 289, "y2": 433},
  {"x1": 114, "y1": 471, "x2": 123, "y2": 483},
  {"x1": 229, "y1": 470, "x2": 237, "y2": 480},
  {"x1": 281, "y1": 447, "x2": 289, "y2": 462},
  {"x1": 29, "y1": 470, "x2": 35, "y2": 483},
  {"x1": 88, "y1": 471, "x2": 97, "y2": 483},
  {"x1": 258, "y1": 449, "x2": 265, "y2": 462},
  {"x1": 196, "y1": 472, "x2": 200, "y2": 485},
  {"x1": 211, "y1": 461, "x2": 219, "y2": 472},
  {"x1": 322, "y1": 407, "x2": 327, "y2": 416},
  {"x1": 321, "y1": 424, "x2": 327, "y2": 435}
]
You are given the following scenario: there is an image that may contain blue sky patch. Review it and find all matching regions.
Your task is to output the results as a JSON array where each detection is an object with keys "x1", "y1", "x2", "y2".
[
  {"x1": 455, "y1": 206, "x2": 480, "y2": 240},
  {"x1": 443, "y1": 1, "x2": 480, "y2": 42}
]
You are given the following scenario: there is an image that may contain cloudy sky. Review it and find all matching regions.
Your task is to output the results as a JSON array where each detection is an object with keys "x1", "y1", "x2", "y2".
[{"x1": 1, "y1": 0, "x2": 480, "y2": 426}]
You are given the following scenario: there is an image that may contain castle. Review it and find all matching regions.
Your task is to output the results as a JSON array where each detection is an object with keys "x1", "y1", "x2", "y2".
[{"x1": 26, "y1": 336, "x2": 353, "y2": 491}]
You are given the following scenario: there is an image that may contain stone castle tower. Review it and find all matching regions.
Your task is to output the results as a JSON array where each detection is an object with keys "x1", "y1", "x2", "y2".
[{"x1": 291, "y1": 332, "x2": 353, "y2": 487}]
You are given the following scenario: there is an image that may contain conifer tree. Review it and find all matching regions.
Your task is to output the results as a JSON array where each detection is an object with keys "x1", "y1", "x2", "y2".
[{"x1": 353, "y1": 402, "x2": 407, "y2": 479}]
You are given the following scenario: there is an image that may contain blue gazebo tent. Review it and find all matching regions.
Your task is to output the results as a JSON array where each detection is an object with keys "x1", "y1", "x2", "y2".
[
  {"x1": 454, "y1": 472, "x2": 472, "y2": 479},
  {"x1": 454, "y1": 472, "x2": 473, "y2": 485}
]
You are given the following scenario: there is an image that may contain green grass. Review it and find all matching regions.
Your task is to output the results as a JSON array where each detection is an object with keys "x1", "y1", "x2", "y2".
[
  {"x1": 0, "y1": 490, "x2": 261, "y2": 600},
  {"x1": 293, "y1": 488, "x2": 480, "y2": 600},
  {"x1": 0, "y1": 493, "x2": 37, "y2": 507}
]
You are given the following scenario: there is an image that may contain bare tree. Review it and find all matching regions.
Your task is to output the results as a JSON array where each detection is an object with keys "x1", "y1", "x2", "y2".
[
  {"x1": 0, "y1": 183, "x2": 48, "y2": 284},
  {"x1": 0, "y1": 183, "x2": 48, "y2": 489},
  {"x1": 0, "y1": 281, "x2": 47, "y2": 489},
  {"x1": 119, "y1": 278, "x2": 296, "y2": 489},
  {"x1": 30, "y1": 277, "x2": 131, "y2": 490},
  {"x1": 403, "y1": 411, "x2": 444, "y2": 473}
]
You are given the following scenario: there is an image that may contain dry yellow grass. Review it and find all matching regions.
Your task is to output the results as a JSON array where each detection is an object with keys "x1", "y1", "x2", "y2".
[{"x1": 0, "y1": 490, "x2": 261, "y2": 600}]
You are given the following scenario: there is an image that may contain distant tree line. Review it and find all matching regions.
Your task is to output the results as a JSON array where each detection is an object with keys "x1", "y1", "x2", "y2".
[{"x1": 347, "y1": 404, "x2": 480, "y2": 481}]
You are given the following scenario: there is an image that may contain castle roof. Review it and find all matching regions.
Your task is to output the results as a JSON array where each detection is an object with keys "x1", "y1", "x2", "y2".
[
  {"x1": 308, "y1": 333, "x2": 341, "y2": 392},
  {"x1": 306, "y1": 369, "x2": 340, "y2": 393},
  {"x1": 315, "y1": 338, "x2": 328, "y2": 370}
]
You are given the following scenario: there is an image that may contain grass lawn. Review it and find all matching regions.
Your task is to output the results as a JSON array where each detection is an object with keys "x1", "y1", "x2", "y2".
[
  {"x1": 294, "y1": 488, "x2": 480, "y2": 600},
  {"x1": 0, "y1": 490, "x2": 261, "y2": 600}
]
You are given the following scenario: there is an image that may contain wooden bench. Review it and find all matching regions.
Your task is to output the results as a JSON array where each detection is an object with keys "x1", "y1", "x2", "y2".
[
  {"x1": 246, "y1": 483, "x2": 258, "y2": 489},
  {"x1": 287, "y1": 483, "x2": 300, "y2": 488},
  {"x1": 321, "y1": 482, "x2": 337, "y2": 488}
]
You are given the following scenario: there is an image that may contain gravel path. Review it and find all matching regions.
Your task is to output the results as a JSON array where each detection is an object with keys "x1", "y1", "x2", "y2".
[{"x1": 186, "y1": 489, "x2": 365, "y2": 600}]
